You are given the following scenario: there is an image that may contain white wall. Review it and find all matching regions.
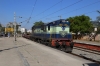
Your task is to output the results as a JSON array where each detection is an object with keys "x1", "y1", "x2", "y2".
[{"x1": 20, "y1": 28, "x2": 26, "y2": 33}]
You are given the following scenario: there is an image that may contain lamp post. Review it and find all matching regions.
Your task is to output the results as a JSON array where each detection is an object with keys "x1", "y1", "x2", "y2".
[
  {"x1": 14, "y1": 12, "x2": 16, "y2": 41},
  {"x1": 14, "y1": 12, "x2": 22, "y2": 41}
]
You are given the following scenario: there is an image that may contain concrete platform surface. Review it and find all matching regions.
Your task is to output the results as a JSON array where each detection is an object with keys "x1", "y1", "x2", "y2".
[{"x1": 0, "y1": 37, "x2": 99, "y2": 66}]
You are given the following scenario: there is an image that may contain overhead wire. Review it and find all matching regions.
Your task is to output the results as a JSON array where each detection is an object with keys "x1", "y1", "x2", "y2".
[
  {"x1": 46, "y1": 0, "x2": 100, "y2": 21},
  {"x1": 27, "y1": 0, "x2": 64, "y2": 28},
  {"x1": 61, "y1": 0, "x2": 100, "y2": 16},
  {"x1": 23, "y1": 0, "x2": 37, "y2": 28},
  {"x1": 52, "y1": 11, "x2": 97, "y2": 18},
  {"x1": 83, "y1": 11, "x2": 97, "y2": 15},
  {"x1": 38, "y1": 0, "x2": 83, "y2": 20},
  {"x1": 28, "y1": 0, "x2": 37, "y2": 23},
  {"x1": 28, "y1": 0, "x2": 100, "y2": 29},
  {"x1": 32, "y1": 0, "x2": 63, "y2": 18},
  {"x1": 30, "y1": 0, "x2": 37, "y2": 17}
]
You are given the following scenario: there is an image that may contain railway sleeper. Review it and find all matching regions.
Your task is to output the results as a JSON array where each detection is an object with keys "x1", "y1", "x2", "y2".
[{"x1": 74, "y1": 47, "x2": 100, "y2": 55}]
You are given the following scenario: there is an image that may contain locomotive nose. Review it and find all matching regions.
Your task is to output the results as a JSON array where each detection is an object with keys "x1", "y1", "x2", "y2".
[{"x1": 59, "y1": 31, "x2": 67, "y2": 37}]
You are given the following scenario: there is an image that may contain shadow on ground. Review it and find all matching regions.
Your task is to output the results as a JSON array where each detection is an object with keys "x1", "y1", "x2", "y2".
[
  {"x1": 0, "y1": 44, "x2": 30, "y2": 52},
  {"x1": 83, "y1": 63, "x2": 100, "y2": 66}
]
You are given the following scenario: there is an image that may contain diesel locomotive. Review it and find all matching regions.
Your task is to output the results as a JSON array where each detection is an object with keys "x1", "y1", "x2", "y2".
[{"x1": 29, "y1": 19, "x2": 74, "y2": 52}]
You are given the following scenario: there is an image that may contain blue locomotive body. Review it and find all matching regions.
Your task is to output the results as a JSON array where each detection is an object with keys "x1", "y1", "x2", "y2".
[{"x1": 31, "y1": 19, "x2": 74, "y2": 52}]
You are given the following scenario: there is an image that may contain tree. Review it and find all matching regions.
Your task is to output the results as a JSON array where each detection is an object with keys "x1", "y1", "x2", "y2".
[
  {"x1": 97, "y1": 10, "x2": 100, "y2": 21},
  {"x1": 0, "y1": 23, "x2": 5, "y2": 33},
  {"x1": 31, "y1": 21, "x2": 44, "y2": 31},
  {"x1": 96, "y1": 16, "x2": 100, "y2": 21},
  {"x1": 0, "y1": 24, "x2": 2, "y2": 32},
  {"x1": 33, "y1": 21, "x2": 44, "y2": 26},
  {"x1": 95, "y1": 21, "x2": 100, "y2": 34},
  {"x1": 16, "y1": 25, "x2": 20, "y2": 32},
  {"x1": 95, "y1": 10, "x2": 100, "y2": 34},
  {"x1": 1, "y1": 27, "x2": 5, "y2": 32},
  {"x1": 66, "y1": 15, "x2": 93, "y2": 39}
]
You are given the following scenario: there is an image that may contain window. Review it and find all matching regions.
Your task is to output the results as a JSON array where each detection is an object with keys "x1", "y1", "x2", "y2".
[{"x1": 48, "y1": 25, "x2": 50, "y2": 30}]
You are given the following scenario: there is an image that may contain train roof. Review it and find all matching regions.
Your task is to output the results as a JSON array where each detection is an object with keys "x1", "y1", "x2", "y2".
[
  {"x1": 46, "y1": 19, "x2": 70, "y2": 26},
  {"x1": 32, "y1": 19, "x2": 70, "y2": 28}
]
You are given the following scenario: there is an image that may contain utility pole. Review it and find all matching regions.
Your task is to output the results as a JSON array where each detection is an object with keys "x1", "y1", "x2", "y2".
[{"x1": 14, "y1": 12, "x2": 16, "y2": 41}]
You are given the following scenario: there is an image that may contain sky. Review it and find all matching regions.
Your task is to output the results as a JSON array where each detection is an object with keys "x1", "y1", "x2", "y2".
[{"x1": 0, "y1": 0, "x2": 100, "y2": 30}]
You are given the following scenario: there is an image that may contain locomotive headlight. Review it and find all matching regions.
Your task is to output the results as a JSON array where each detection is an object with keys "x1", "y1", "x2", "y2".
[
  {"x1": 64, "y1": 24, "x2": 68, "y2": 26},
  {"x1": 59, "y1": 24, "x2": 62, "y2": 26}
]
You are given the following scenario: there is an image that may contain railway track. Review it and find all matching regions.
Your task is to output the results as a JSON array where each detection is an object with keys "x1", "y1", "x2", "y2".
[
  {"x1": 72, "y1": 47, "x2": 100, "y2": 64},
  {"x1": 74, "y1": 42, "x2": 100, "y2": 52},
  {"x1": 24, "y1": 37, "x2": 100, "y2": 64},
  {"x1": 73, "y1": 42, "x2": 100, "y2": 64}
]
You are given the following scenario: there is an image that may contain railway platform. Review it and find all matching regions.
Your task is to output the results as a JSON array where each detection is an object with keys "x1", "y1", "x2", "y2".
[{"x1": 0, "y1": 37, "x2": 99, "y2": 66}]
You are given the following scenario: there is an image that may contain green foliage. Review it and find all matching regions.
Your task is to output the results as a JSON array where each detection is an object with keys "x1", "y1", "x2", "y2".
[
  {"x1": 66, "y1": 15, "x2": 93, "y2": 33},
  {"x1": 17, "y1": 31, "x2": 21, "y2": 34},
  {"x1": 32, "y1": 21, "x2": 44, "y2": 30},
  {"x1": 96, "y1": 16, "x2": 100, "y2": 21},
  {"x1": 0, "y1": 23, "x2": 5, "y2": 32},
  {"x1": 33, "y1": 21, "x2": 44, "y2": 26},
  {"x1": 0, "y1": 24, "x2": 2, "y2": 27},
  {"x1": 16, "y1": 25, "x2": 21, "y2": 33},
  {"x1": 1, "y1": 27, "x2": 5, "y2": 32}
]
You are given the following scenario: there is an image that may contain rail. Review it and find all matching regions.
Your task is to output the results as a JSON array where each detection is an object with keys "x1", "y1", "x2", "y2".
[{"x1": 74, "y1": 42, "x2": 100, "y2": 52}]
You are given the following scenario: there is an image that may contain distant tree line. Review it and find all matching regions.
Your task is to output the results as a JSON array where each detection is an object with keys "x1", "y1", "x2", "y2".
[{"x1": 0, "y1": 24, "x2": 5, "y2": 33}]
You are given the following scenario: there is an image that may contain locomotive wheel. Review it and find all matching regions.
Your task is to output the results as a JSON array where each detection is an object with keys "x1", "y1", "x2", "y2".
[
  {"x1": 70, "y1": 42, "x2": 74, "y2": 49},
  {"x1": 40, "y1": 40, "x2": 44, "y2": 44},
  {"x1": 61, "y1": 45, "x2": 66, "y2": 51},
  {"x1": 58, "y1": 45, "x2": 63, "y2": 51},
  {"x1": 48, "y1": 42, "x2": 52, "y2": 47},
  {"x1": 38, "y1": 40, "x2": 40, "y2": 43},
  {"x1": 44, "y1": 42, "x2": 48, "y2": 46}
]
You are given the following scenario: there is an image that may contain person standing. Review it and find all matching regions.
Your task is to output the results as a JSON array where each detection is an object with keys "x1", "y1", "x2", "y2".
[{"x1": 8, "y1": 32, "x2": 10, "y2": 38}]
